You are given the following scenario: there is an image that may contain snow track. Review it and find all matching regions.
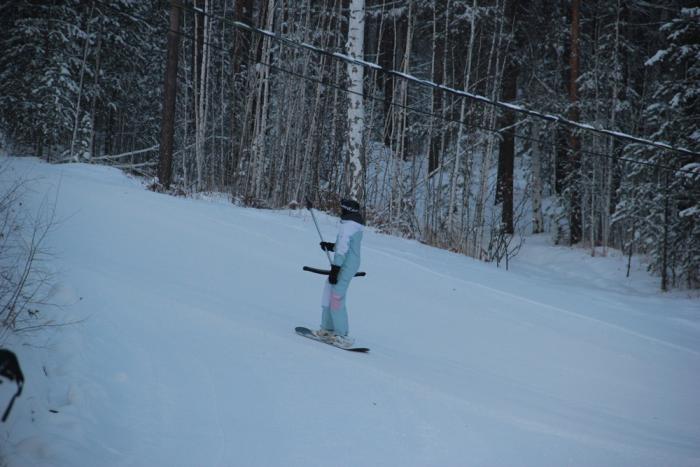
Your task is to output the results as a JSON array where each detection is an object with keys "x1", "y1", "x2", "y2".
[{"x1": 2, "y1": 157, "x2": 699, "y2": 467}]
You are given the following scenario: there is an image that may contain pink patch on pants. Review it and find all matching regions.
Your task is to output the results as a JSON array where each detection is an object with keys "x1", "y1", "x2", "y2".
[{"x1": 330, "y1": 293, "x2": 343, "y2": 311}]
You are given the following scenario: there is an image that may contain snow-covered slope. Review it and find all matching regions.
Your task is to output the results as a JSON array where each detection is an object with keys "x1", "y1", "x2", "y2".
[{"x1": 2, "y1": 157, "x2": 699, "y2": 467}]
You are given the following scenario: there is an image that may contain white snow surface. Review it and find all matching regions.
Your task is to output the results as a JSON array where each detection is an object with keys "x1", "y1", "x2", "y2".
[{"x1": 1, "y1": 156, "x2": 699, "y2": 467}]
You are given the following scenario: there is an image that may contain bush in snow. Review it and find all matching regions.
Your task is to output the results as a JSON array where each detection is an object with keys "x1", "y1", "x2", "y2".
[{"x1": 0, "y1": 162, "x2": 55, "y2": 340}]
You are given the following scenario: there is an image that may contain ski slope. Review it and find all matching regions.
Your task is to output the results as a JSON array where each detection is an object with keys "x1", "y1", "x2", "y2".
[{"x1": 2, "y1": 156, "x2": 699, "y2": 467}]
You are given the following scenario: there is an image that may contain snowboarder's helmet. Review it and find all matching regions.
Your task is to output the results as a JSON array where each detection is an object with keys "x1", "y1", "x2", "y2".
[{"x1": 340, "y1": 198, "x2": 360, "y2": 214}]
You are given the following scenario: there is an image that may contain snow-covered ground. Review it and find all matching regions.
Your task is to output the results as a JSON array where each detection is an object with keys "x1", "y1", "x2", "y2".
[{"x1": 1, "y1": 156, "x2": 699, "y2": 467}]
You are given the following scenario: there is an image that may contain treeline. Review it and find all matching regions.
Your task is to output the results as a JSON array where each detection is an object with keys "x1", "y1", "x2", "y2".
[{"x1": 0, "y1": 1, "x2": 697, "y2": 289}]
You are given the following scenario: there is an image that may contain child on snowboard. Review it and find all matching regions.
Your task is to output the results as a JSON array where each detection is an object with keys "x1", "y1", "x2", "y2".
[{"x1": 315, "y1": 198, "x2": 364, "y2": 348}]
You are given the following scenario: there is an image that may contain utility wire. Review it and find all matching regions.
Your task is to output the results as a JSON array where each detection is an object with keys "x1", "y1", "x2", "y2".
[
  {"x1": 91, "y1": 0, "x2": 699, "y2": 176},
  {"x1": 174, "y1": 0, "x2": 700, "y2": 159},
  {"x1": 167, "y1": 19, "x2": 700, "y2": 176},
  {"x1": 263, "y1": 58, "x2": 694, "y2": 175}
]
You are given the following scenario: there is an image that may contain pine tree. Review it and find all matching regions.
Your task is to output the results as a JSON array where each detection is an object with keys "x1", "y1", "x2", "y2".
[
  {"x1": 0, "y1": 1, "x2": 86, "y2": 158},
  {"x1": 616, "y1": 6, "x2": 700, "y2": 289}
]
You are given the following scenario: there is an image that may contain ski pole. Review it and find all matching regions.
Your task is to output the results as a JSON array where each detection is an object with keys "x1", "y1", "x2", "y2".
[{"x1": 305, "y1": 198, "x2": 332, "y2": 265}]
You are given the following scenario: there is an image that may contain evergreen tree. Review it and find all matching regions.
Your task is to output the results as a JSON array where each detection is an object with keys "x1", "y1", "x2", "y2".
[
  {"x1": 615, "y1": 6, "x2": 699, "y2": 289},
  {"x1": 0, "y1": 1, "x2": 86, "y2": 158}
]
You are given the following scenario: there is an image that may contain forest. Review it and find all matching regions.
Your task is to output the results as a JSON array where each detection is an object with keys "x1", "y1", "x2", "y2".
[{"x1": 0, "y1": 0, "x2": 698, "y2": 289}]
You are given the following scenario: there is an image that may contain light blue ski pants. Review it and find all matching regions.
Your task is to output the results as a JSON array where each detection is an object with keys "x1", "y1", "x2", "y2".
[{"x1": 320, "y1": 273, "x2": 353, "y2": 336}]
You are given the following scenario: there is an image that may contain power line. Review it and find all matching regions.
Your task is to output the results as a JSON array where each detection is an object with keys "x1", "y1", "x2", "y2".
[
  {"x1": 165, "y1": 14, "x2": 698, "y2": 175},
  {"x1": 263, "y1": 58, "x2": 692, "y2": 175},
  {"x1": 174, "y1": 1, "x2": 700, "y2": 160},
  {"x1": 91, "y1": 0, "x2": 698, "y2": 176}
]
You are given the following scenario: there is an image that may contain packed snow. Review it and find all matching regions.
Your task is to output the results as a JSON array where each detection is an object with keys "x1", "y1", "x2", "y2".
[{"x1": 1, "y1": 156, "x2": 699, "y2": 467}]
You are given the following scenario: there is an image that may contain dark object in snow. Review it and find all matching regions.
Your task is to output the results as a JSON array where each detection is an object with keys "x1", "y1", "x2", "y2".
[
  {"x1": 303, "y1": 266, "x2": 366, "y2": 277},
  {"x1": 295, "y1": 326, "x2": 369, "y2": 353},
  {"x1": 0, "y1": 349, "x2": 24, "y2": 422}
]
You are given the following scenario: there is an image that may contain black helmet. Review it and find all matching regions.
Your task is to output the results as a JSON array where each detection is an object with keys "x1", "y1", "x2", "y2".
[
  {"x1": 340, "y1": 198, "x2": 364, "y2": 224},
  {"x1": 340, "y1": 198, "x2": 360, "y2": 213}
]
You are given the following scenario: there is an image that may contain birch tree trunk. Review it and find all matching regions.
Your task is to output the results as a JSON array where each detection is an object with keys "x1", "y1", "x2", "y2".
[
  {"x1": 452, "y1": 0, "x2": 480, "y2": 253},
  {"x1": 194, "y1": 0, "x2": 212, "y2": 191},
  {"x1": 428, "y1": 0, "x2": 444, "y2": 175},
  {"x1": 378, "y1": 7, "x2": 395, "y2": 148},
  {"x1": 447, "y1": 0, "x2": 475, "y2": 239},
  {"x1": 472, "y1": 3, "x2": 505, "y2": 258},
  {"x1": 423, "y1": 1, "x2": 440, "y2": 243},
  {"x1": 603, "y1": 0, "x2": 622, "y2": 254},
  {"x1": 345, "y1": 0, "x2": 365, "y2": 200},
  {"x1": 228, "y1": 0, "x2": 253, "y2": 187},
  {"x1": 248, "y1": 0, "x2": 275, "y2": 200},
  {"x1": 389, "y1": 8, "x2": 412, "y2": 229},
  {"x1": 218, "y1": 0, "x2": 229, "y2": 190},
  {"x1": 397, "y1": 2, "x2": 414, "y2": 228}
]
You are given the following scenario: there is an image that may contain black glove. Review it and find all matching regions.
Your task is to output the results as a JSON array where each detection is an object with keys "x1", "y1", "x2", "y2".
[
  {"x1": 320, "y1": 242, "x2": 335, "y2": 252},
  {"x1": 328, "y1": 265, "x2": 341, "y2": 284}
]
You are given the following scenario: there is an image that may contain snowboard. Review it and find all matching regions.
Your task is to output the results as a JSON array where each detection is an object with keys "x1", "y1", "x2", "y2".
[{"x1": 295, "y1": 326, "x2": 370, "y2": 353}]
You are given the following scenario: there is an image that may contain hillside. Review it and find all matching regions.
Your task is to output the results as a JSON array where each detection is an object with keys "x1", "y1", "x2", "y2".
[{"x1": 1, "y1": 156, "x2": 699, "y2": 467}]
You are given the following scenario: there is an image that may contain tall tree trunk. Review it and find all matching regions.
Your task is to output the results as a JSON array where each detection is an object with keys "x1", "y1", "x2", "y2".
[
  {"x1": 472, "y1": 3, "x2": 505, "y2": 258},
  {"x1": 378, "y1": 11, "x2": 395, "y2": 147},
  {"x1": 448, "y1": 0, "x2": 476, "y2": 245},
  {"x1": 603, "y1": 0, "x2": 623, "y2": 253},
  {"x1": 428, "y1": 0, "x2": 444, "y2": 174},
  {"x1": 158, "y1": 0, "x2": 182, "y2": 189},
  {"x1": 531, "y1": 120, "x2": 544, "y2": 233},
  {"x1": 495, "y1": 0, "x2": 517, "y2": 234},
  {"x1": 228, "y1": 0, "x2": 254, "y2": 186},
  {"x1": 661, "y1": 171, "x2": 670, "y2": 291},
  {"x1": 249, "y1": 0, "x2": 275, "y2": 200},
  {"x1": 345, "y1": 0, "x2": 365, "y2": 200},
  {"x1": 194, "y1": 0, "x2": 212, "y2": 191},
  {"x1": 88, "y1": 21, "x2": 103, "y2": 159},
  {"x1": 69, "y1": 2, "x2": 95, "y2": 160},
  {"x1": 568, "y1": 0, "x2": 582, "y2": 244}
]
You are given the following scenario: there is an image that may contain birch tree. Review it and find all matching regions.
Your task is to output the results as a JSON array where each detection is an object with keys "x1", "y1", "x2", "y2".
[
  {"x1": 446, "y1": 0, "x2": 476, "y2": 239},
  {"x1": 193, "y1": 0, "x2": 213, "y2": 191},
  {"x1": 345, "y1": 0, "x2": 366, "y2": 201}
]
